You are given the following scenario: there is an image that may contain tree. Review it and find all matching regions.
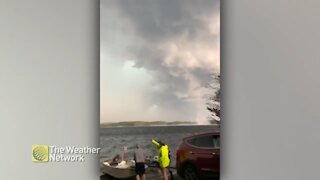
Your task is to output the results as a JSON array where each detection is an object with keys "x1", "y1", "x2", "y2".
[{"x1": 206, "y1": 73, "x2": 220, "y2": 125}]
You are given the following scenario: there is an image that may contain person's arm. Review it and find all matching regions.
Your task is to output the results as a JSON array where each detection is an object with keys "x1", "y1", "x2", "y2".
[{"x1": 151, "y1": 139, "x2": 160, "y2": 148}]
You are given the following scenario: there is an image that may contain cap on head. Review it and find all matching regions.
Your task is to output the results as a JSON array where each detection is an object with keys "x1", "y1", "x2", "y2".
[{"x1": 158, "y1": 140, "x2": 165, "y2": 146}]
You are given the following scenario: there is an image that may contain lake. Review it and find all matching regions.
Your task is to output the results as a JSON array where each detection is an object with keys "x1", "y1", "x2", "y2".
[{"x1": 100, "y1": 125, "x2": 219, "y2": 170}]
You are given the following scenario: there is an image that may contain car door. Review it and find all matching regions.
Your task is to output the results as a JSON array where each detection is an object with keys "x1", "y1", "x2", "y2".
[
  {"x1": 193, "y1": 134, "x2": 220, "y2": 174},
  {"x1": 211, "y1": 135, "x2": 220, "y2": 173}
]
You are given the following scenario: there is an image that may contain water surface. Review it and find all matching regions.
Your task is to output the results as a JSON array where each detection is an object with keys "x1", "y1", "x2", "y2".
[{"x1": 100, "y1": 125, "x2": 219, "y2": 169}]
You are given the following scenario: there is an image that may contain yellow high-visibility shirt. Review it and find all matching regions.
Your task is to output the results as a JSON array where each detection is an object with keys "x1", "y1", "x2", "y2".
[{"x1": 152, "y1": 139, "x2": 170, "y2": 168}]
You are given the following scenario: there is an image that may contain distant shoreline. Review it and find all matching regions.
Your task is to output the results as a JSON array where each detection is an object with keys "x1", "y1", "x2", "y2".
[
  {"x1": 100, "y1": 121, "x2": 215, "y2": 128},
  {"x1": 100, "y1": 124, "x2": 218, "y2": 128}
]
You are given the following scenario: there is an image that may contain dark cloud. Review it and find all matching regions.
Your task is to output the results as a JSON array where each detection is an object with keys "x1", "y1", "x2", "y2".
[
  {"x1": 101, "y1": 0, "x2": 220, "y2": 123},
  {"x1": 112, "y1": 0, "x2": 219, "y2": 41}
]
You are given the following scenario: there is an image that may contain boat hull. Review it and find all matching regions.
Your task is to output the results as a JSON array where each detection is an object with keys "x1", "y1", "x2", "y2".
[{"x1": 102, "y1": 165, "x2": 136, "y2": 179}]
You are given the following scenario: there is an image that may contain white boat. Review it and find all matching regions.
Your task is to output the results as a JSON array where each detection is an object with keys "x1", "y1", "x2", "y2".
[
  {"x1": 102, "y1": 160, "x2": 149, "y2": 179},
  {"x1": 102, "y1": 163, "x2": 136, "y2": 178}
]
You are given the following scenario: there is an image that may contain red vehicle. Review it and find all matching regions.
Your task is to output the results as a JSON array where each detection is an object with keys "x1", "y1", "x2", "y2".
[{"x1": 176, "y1": 131, "x2": 220, "y2": 180}]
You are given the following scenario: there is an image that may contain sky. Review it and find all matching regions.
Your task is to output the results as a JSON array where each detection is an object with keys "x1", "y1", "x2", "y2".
[{"x1": 100, "y1": 0, "x2": 220, "y2": 124}]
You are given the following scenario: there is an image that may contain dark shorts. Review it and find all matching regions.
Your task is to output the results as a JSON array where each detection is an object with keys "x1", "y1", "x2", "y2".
[{"x1": 135, "y1": 162, "x2": 145, "y2": 175}]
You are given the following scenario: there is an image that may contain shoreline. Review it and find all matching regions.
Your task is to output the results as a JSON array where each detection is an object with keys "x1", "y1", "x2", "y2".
[{"x1": 100, "y1": 124, "x2": 219, "y2": 128}]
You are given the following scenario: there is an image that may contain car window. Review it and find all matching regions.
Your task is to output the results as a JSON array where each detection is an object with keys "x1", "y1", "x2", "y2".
[
  {"x1": 187, "y1": 138, "x2": 196, "y2": 146},
  {"x1": 187, "y1": 134, "x2": 220, "y2": 148},
  {"x1": 187, "y1": 135, "x2": 214, "y2": 148},
  {"x1": 195, "y1": 135, "x2": 214, "y2": 148}
]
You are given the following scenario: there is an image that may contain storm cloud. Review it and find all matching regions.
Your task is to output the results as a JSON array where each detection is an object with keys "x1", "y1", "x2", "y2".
[{"x1": 100, "y1": 0, "x2": 220, "y2": 124}]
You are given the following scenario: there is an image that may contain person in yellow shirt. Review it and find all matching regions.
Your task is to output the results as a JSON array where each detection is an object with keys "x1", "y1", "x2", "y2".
[{"x1": 151, "y1": 139, "x2": 171, "y2": 180}]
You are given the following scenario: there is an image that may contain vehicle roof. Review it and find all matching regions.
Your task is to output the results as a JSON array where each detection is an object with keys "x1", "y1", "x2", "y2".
[{"x1": 182, "y1": 130, "x2": 220, "y2": 141}]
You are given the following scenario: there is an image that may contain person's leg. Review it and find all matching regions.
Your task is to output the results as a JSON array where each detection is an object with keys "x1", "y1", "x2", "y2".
[
  {"x1": 167, "y1": 168, "x2": 174, "y2": 180},
  {"x1": 165, "y1": 168, "x2": 169, "y2": 180},
  {"x1": 161, "y1": 167, "x2": 168, "y2": 180},
  {"x1": 141, "y1": 163, "x2": 146, "y2": 180},
  {"x1": 136, "y1": 174, "x2": 140, "y2": 180},
  {"x1": 135, "y1": 164, "x2": 140, "y2": 180},
  {"x1": 121, "y1": 152, "x2": 125, "y2": 161}
]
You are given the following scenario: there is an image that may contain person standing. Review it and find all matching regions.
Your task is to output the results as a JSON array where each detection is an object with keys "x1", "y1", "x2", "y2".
[
  {"x1": 134, "y1": 144, "x2": 146, "y2": 180},
  {"x1": 151, "y1": 139, "x2": 171, "y2": 180}
]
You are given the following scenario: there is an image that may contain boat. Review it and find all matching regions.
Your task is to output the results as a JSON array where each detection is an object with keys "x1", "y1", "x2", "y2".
[
  {"x1": 101, "y1": 153, "x2": 161, "y2": 179},
  {"x1": 102, "y1": 160, "x2": 136, "y2": 178},
  {"x1": 102, "y1": 160, "x2": 150, "y2": 179},
  {"x1": 101, "y1": 159, "x2": 177, "y2": 179},
  {"x1": 102, "y1": 162, "x2": 136, "y2": 179}
]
